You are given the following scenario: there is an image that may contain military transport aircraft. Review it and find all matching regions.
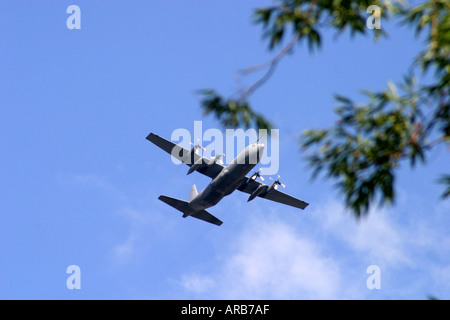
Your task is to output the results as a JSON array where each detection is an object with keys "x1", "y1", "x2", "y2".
[{"x1": 147, "y1": 133, "x2": 308, "y2": 226}]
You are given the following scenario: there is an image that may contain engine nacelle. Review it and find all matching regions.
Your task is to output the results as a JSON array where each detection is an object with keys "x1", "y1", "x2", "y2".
[
  {"x1": 247, "y1": 184, "x2": 268, "y2": 202},
  {"x1": 187, "y1": 158, "x2": 206, "y2": 175},
  {"x1": 188, "y1": 153, "x2": 224, "y2": 175}
]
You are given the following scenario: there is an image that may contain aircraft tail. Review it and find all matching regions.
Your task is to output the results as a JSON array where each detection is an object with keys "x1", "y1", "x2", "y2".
[
  {"x1": 189, "y1": 184, "x2": 198, "y2": 201},
  {"x1": 158, "y1": 195, "x2": 223, "y2": 226}
]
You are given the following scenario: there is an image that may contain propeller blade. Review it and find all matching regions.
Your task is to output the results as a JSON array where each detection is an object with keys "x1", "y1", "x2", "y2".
[
  {"x1": 277, "y1": 175, "x2": 285, "y2": 187},
  {"x1": 190, "y1": 140, "x2": 206, "y2": 151},
  {"x1": 269, "y1": 176, "x2": 285, "y2": 188},
  {"x1": 212, "y1": 147, "x2": 225, "y2": 158},
  {"x1": 197, "y1": 139, "x2": 206, "y2": 150}
]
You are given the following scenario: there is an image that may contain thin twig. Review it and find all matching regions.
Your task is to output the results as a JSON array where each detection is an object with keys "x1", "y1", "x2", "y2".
[{"x1": 236, "y1": 34, "x2": 299, "y2": 103}]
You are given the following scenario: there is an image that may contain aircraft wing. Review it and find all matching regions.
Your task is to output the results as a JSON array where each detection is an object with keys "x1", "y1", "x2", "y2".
[
  {"x1": 146, "y1": 133, "x2": 224, "y2": 179},
  {"x1": 237, "y1": 178, "x2": 309, "y2": 210}
]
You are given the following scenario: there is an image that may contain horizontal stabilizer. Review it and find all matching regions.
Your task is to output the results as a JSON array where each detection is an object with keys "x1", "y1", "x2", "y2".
[
  {"x1": 191, "y1": 210, "x2": 223, "y2": 226},
  {"x1": 158, "y1": 195, "x2": 223, "y2": 226}
]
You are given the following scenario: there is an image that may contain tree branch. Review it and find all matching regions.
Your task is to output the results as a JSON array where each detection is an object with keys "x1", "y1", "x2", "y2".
[{"x1": 236, "y1": 34, "x2": 299, "y2": 103}]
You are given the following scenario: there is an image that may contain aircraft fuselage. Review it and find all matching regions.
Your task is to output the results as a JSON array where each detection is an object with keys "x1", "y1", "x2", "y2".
[{"x1": 188, "y1": 143, "x2": 265, "y2": 211}]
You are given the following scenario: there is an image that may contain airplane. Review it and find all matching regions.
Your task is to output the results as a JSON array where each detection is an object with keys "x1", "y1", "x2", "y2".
[{"x1": 146, "y1": 133, "x2": 309, "y2": 226}]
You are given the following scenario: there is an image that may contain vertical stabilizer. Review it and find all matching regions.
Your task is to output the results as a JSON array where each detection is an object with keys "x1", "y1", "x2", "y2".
[{"x1": 189, "y1": 184, "x2": 198, "y2": 201}]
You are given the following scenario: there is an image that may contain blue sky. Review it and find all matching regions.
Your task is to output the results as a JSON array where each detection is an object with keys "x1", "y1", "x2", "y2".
[{"x1": 1, "y1": 0, "x2": 449, "y2": 299}]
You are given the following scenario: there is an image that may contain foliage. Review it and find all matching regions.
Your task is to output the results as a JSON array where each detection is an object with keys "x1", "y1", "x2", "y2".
[{"x1": 199, "y1": 89, "x2": 273, "y2": 130}]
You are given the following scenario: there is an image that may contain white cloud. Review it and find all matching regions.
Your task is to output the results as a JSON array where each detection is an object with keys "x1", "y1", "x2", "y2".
[
  {"x1": 179, "y1": 274, "x2": 216, "y2": 295},
  {"x1": 178, "y1": 196, "x2": 450, "y2": 299},
  {"x1": 313, "y1": 199, "x2": 411, "y2": 268},
  {"x1": 113, "y1": 234, "x2": 136, "y2": 264},
  {"x1": 225, "y1": 219, "x2": 341, "y2": 299},
  {"x1": 109, "y1": 206, "x2": 178, "y2": 265},
  {"x1": 180, "y1": 216, "x2": 342, "y2": 299}
]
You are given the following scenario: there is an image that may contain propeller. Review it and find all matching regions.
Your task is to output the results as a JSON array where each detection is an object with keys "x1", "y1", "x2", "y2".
[
  {"x1": 269, "y1": 175, "x2": 286, "y2": 189},
  {"x1": 205, "y1": 146, "x2": 224, "y2": 164},
  {"x1": 190, "y1": 138, "x2": 206, "y2": 153},
  {"x1": 210, "y1": 150, "x2": 225, "y2": 165},
  {"x1": 250, "y1": 168, "x2": 265, "y2": 182}
]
